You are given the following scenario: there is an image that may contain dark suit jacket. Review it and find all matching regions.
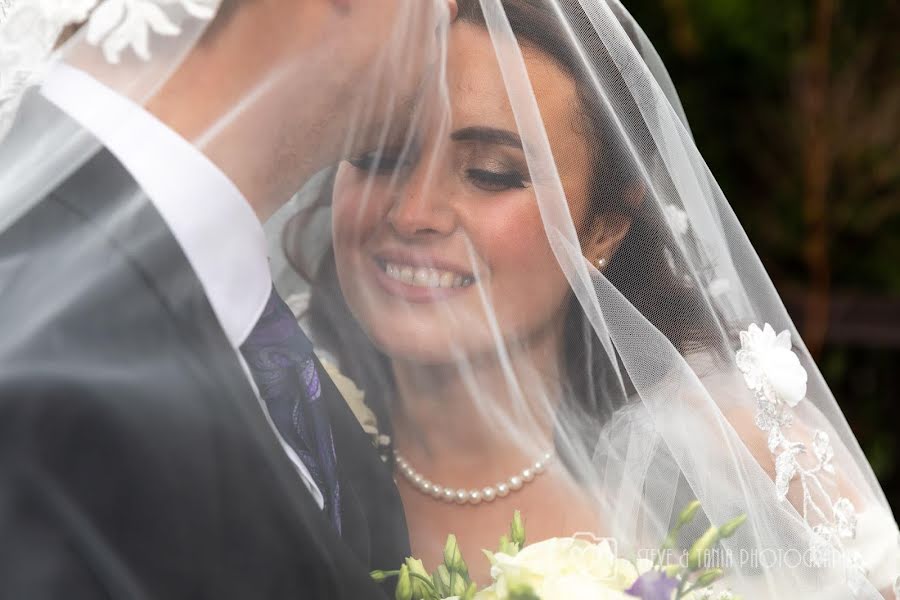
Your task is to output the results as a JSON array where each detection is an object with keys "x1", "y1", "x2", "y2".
[{"x1": 0, "y1": 97, "x2": 409, "y2": 599}]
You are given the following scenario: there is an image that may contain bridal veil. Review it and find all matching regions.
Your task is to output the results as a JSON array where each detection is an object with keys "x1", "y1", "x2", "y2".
[
  {"x1": 0, "y1": 0, "x2": 897, "y2": 598},
  {"x1": 277, "y1": 1, "x2": 899, "y2": 597}
]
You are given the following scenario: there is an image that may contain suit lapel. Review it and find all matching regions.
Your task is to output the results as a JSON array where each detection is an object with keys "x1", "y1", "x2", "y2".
[
  {"x1": 316, "y1": 355, "x2": 411, "y2": 571},
  {"x1": 48, "y1": 132, "x2": 410, "y2": 589}
]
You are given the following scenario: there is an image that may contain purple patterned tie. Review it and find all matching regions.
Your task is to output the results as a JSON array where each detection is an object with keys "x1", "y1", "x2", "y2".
[{"x1": 240, "y1": 287, "x2": 341, "y2": 534}]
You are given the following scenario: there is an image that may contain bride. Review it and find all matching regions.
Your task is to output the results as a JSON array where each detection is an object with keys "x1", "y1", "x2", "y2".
[{"x1": 285, "y1": 0, "x2": 899, "y2": 596}]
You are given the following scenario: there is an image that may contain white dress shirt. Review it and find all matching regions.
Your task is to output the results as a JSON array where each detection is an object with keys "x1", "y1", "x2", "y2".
[{"x1": 41, "y1": 62, "x2": 324, "y2": 509}]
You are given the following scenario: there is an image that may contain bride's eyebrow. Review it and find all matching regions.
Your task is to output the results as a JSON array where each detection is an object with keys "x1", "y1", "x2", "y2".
[{"x1": 450, "y1": 127, "x2": 522, "y2": 149}]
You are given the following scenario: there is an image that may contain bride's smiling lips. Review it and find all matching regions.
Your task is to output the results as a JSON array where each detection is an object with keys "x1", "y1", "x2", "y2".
[{"x1": 369, "y1": 248, "x2": 477, "y2": 303}]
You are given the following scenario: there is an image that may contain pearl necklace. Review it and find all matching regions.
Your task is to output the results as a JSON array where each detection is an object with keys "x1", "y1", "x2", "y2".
[{"x1": 393, "y1": 449, "x2": 554, "y2": 505}]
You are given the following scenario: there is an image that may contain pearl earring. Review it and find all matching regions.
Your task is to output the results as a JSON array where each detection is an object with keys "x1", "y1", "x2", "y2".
[{"x1": 596, "y1": 257, "x2": 608, "y2": 269}]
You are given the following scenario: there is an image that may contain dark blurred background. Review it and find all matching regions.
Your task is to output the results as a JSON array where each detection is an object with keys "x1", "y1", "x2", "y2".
[{"x1": 624, "y1": 0, "x2": 900, "y2": 514}]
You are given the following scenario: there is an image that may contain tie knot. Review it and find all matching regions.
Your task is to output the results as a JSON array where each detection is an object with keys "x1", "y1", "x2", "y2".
[{"x1": 243, "y1": 287, "x2": 314, "y2": 358}]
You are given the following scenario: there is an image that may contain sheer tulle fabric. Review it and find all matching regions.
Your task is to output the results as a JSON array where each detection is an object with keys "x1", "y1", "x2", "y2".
[
  {"x1": 0, "y1": 1, "x2": 896, "y2": 598},
  {"x1": 278, "y1": 1, "x2": 899, "y2": 597},
  {"x1": 0, "y1": 0, "x2": 451, "y2": 589}
]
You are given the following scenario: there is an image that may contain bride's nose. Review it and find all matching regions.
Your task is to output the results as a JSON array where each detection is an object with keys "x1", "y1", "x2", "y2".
[{"x1": 386, "y1": 170, "x2": 456, "y2": 238}]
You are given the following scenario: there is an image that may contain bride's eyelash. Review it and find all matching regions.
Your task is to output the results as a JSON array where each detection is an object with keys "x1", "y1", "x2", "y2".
[
  {"x1": 466, "y1": 168, "x2": 527, "y2": 191},
  {"x1": 348, "y1": 155, "x2": 528, "y2": 193}
]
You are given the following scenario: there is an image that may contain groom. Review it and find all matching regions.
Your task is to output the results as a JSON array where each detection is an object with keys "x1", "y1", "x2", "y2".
[{"x1": 0, "y1": 0, "x2": 456, "y2": 598}]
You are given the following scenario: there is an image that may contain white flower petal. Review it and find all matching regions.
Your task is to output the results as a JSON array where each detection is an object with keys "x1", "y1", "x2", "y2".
[
  {"x1": 774, "y1": 446, "x2": 801, "y2": 499},
  {"x1": 767, "y1": 426, "x2": 784, "y2": 452},
  {"x1": 833, "y1": 498, "x2": 858, "y2": 538},
  {"x1": 130, "y1": 17, "x2": 150, "y2": 60},
  {"x1": 775, "y1": 328, "x2": 793, "y2": 350},
  {"x1": 139, "y1": 2, "x2": 181, "y2": 36},
  {"x1": 708, "y1": 277, "x2": 731, "y2": 297},
  {"x1": 82, "y1": 0, "x2": 220, "y2": 63},
  {"x1": 86, "y1": 0, "x2": 125, "y2": 44},
  {"x1": 761, "y1": 348, "x2": 807, "y2": 406},
  {"x1": 813, "y1": 430, "x2": 833, "y2": 465},
  {"x1": 182, "y1": 0, "x2": 219, "y2": 20},
  {"x1": 101, "y1": 29, "x2": 130, "y2": 63}
]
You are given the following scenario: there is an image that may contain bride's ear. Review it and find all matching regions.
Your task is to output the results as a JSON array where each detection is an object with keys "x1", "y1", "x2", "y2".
[
  {"x1": 583, "y1": 212, "x2": 632, "y2": 270},
  {"x1": 584, "y1": 181, "x2": 643, "y2": 269}
]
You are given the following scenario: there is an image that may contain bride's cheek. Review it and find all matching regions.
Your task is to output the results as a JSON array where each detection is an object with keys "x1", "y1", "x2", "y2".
[
  {"x1": 475, "y1": 204, "x2": 563, "y2": 321},
  {"x1": 332, "y1": 188, "x2": 384, "y2": 249}
]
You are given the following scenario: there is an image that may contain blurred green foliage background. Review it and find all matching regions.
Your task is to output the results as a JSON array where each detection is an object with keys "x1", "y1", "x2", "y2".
[{"x1": 624, "y1": 0, "x2": 900, "y2": 513}]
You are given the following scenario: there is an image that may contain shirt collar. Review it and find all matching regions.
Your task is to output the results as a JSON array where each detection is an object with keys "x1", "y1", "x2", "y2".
[{"x1": 41, "y1": 62, "x2": 271, "y2": 348}]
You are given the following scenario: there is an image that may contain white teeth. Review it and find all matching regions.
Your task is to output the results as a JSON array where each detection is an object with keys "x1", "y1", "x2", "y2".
[
  {"x1": 382, "y1": 261, "x2": 472, "y2": 289},
  {"x1": 413, "y1": 268, "x2": 430, "y2": 285}
]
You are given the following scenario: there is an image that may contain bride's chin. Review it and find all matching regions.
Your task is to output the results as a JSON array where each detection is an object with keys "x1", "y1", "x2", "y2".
[
  {"x1": 367, "y1": 327, "x2": 476, "y2": 367},
  {"x1": 374, "y1": 336, "x2": 513, "y2": 372},
  {"x1": 374, "y1": 339, "x2": 469, "y2": 368}
]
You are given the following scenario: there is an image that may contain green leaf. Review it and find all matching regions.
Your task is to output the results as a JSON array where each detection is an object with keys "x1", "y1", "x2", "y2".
[
  {"x1": 718, "y1": 514, "x2": 748, "y2": 539},
  {"x1": 443, "y1": 534, "x2": 467, "y2": 573},
  {"x1": 675, "y1": 500, "x2": 702, "y2": 529},
  {"x1": 510, "y1": 510, "x2": 526, "y2": 548},
  {"x1": 694, "y1": 568, "x2": 725, "y2": 588},
  {"x1": 433, "y1": 564, "x2": 451, "y2": 596},
  {"x1": 395, "y1": 564, "x2": 412, "y2": 600},
  {"x1": 460, "y1": 581, "x2": 478, "y2": 600},
  {"x1": 687, "y1": 525, "x2": 720, "y2": 570},
  {"x1": 507, "y1": 583, "x2": 541, "y2": 600}
]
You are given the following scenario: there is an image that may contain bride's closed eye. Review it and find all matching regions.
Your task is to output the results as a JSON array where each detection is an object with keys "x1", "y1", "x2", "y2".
[
  {"x1": 452, "y1": 126, "x2": 531, "y2": 194},
  {"x1": 465, "y1": 168, "x2": 528, "y2": 192}
]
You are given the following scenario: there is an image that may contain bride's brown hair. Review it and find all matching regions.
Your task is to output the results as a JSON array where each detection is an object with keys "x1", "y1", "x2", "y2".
[{"x1": 284, "y1": 0, "x2": 718, "y2": 439}]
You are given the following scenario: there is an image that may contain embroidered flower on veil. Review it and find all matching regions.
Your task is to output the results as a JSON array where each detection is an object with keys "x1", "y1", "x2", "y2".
[
  {"x1": 736, "y1": 322, "x2": 873, "y2": 592},
  {"x1": 0, "y1": 0, "x2": 218, "y2": 140},
  {"x1": 663, "y1": 204, "x2": 689, "y2": 237},
  {"x1": 86, "y1": 0, "x2": 219, "y2": 63},
  {"x1": 735, "y1": 323, "x2": 808, "y2": 408}
]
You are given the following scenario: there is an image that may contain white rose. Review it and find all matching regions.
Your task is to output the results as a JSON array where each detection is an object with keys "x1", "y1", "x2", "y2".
[
  {"x1": 736, "y1": 323, "x2": 808, "y2": 407},
  {"x1": 319, "y1": 358, "x2": 379, "y2": 437},
  {"x1": 760, "y1": 345, "x2": 807, "y2": 407},
  {"x1": 664, "y1": 204, "x2": 690, "y2": 236},
  {"x1": 483, "y1": 537, "x2": 641, "y2": 600}
]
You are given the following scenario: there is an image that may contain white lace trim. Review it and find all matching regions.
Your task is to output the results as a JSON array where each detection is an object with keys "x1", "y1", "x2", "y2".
[
  {"x1": 0, "y1": 0, "x2": 218, "y2": 140},
  {"x1": 86, "y1": 0, "x2": 219, "y2": 64},
  {"x1": 736, "y1": 323, "x2": 874, "y2": 592}
]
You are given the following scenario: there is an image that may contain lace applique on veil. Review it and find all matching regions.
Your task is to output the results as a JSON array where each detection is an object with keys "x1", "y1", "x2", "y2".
[
  {"x1": 736, "y1": 323, "x2": 899, "y2": 593},
  {"x1": 0, "y1": 0, "x2": 217, "y2": 141}
]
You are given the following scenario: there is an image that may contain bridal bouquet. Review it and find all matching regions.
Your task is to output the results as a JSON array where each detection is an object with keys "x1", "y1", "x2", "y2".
[{"x1": 372, "y1": 502, "x2": 747, "y2": 600}]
